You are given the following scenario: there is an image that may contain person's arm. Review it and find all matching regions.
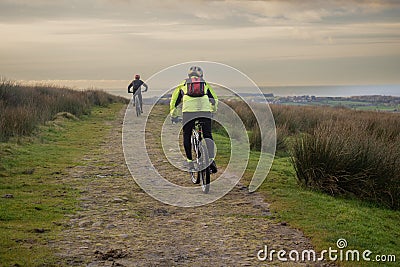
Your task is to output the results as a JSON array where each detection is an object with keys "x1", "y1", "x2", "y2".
[
  {"x1": 128, "y1": 81, "x2": 133, "y2": 93},
  {"x1": 206, "y1": 83, "x2": 218, "y2": 112},
  {"x1": 142, "y1": 81, "x2": 148, "y2": 92},
  {"x1": 170, "y1": 82, "x2": 184, "y2": 118}
]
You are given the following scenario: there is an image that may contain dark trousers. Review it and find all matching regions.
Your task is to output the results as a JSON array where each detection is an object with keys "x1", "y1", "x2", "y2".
[{"x1": 182, "y1": 112, "x2": 214, "y2": 161}]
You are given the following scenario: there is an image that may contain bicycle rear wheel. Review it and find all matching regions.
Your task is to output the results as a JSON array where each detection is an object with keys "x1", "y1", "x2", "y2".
[
  {"x1": 198, "y1": 142, "x2": 210, "y2": 193},
  {"x1": 135, "y1": 95, "x2": 141, "y2": 116}
]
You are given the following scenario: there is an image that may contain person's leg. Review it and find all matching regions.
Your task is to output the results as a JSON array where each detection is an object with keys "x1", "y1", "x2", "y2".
[
  {"x1": 200, "y1": 117, "x2": 214, "y2": 159},
  {"x1": 182, "y1": 113, "x2": 195, "y2": 161},
  {"x1": 138, "y1": 92, "x2": 143, "y2": 112},
  {"x1": 200, "y1": 116, "x2": 217, "y2": 173}
]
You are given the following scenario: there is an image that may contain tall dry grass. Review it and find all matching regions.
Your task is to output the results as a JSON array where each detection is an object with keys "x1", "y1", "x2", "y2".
[
  {"x1": 0, "y1": 80, "x2": 128, "y2": 141},
  {"x1": 223, "y1": 99, "x2": 400, "y2": 210},
  {"x1": 291, "y1": 109, "x2": 400, "y2": 210}
]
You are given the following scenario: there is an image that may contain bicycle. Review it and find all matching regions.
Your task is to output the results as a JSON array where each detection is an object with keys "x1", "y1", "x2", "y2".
[
  {"x1": 190, "y1": 120, "x2": 211, "y2": 193},
  {"x1": 131, "y1": 89, "x2": 143, "y2": 117}
]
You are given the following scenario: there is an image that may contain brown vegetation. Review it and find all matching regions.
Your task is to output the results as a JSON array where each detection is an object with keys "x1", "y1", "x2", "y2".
[
  {"x1": 0, "y1": 80, "x2": 128, "y2": 141},
  {"x1": 224, "y1": 99, "x2": 400, "y2": 210}
]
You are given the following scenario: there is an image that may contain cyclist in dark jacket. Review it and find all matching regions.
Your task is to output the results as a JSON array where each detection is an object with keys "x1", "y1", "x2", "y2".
[{"x1": 128, "y1": 74, "x2": 148, "y2": 113}]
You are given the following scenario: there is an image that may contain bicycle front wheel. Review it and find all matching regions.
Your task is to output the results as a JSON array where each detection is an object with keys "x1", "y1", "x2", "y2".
[{"x1": 190, "y1": 133, "x2": 200, "y2": 184}]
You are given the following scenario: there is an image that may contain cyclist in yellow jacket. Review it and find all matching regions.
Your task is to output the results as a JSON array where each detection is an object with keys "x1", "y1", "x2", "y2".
[{"x1": 170, "y1": 66, "x2": 218, "y2": 173}]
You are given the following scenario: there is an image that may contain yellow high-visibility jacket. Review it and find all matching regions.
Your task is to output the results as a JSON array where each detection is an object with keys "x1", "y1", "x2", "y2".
[{"x1": 170, "y1": 77, "x2": 218, "y2": 117}]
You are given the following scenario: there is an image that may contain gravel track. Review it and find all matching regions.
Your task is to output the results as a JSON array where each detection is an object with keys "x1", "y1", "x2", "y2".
[{"x1": 54, "y1": 105, "x2": 335, "y2": 267}]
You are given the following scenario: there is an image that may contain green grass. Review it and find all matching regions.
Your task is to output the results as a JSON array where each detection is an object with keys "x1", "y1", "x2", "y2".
[
  {"x1": 0, "y1": 103, "x2": 125, "y2": 267},
  {"x1": 212, "y1": 130, "x2": 399, "y2": 266},
  {"x1": 257, "y1": 155, "x2": 400, "y2": 266},
  {"x1": 354, "y1": 104, "x2": 399, "y2": 112}
]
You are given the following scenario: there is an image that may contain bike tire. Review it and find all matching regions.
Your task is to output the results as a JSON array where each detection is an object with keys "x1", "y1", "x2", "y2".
[
  {"x1": 199, "y1": 142, "x2": 210, "y2": 193},
  {"x1": 135, "y1": 96, "x2": 141, "y2": 117}
]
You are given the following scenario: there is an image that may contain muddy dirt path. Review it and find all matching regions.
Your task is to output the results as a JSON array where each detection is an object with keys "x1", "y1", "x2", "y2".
[{"x1": 54, "y1": 105, "x2": 332, "y2": 266}]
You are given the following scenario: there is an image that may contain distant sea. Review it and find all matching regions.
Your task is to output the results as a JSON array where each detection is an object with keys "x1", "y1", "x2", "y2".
[
  {"x1": 111, "y1": 84, "x2": 400, "y2": 98},
  {"x1": 101, "y1": 84, "x2": 400, "y2": 99},
  {"x1": 19, "y1": 80, "x2": 400, "y2": 98}
]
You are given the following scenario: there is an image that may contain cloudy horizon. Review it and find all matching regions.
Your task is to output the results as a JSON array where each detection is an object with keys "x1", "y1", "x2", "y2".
[{"x1": 1, "y1": 0, "x2": 400, "y2": 88}]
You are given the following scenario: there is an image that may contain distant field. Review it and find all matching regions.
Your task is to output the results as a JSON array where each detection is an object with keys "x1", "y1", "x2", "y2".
[{"x1": 276, "y1": 99, "x2": 400, "y2": 112}]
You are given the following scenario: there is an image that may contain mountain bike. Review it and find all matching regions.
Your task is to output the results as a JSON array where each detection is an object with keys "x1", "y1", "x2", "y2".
[
  {"x1": 131, "y1": 89, "x2": 144, "y2": 117},
  {"x1": 190, "y1": 121, "x2": 211, "y2": 193}
]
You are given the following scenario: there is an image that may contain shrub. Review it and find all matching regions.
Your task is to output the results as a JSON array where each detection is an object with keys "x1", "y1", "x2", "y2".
[
  {"x1": 291, "y1": 113, "x2": 400, "y2": 210},
  {"x1": 223, "y1": 98, "x2": 400, "y2": 210}
]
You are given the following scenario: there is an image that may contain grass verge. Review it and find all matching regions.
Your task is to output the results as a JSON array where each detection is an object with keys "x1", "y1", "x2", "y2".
[
  {"x1": 212, "y1": 130, "x2": 399, "y2": 266},
  {"x1": 0, "y1": 103, "x2": 125, "y2": 267},
  {"x1": 258, "y1": 154, "x2": 400, "y2": 266}
]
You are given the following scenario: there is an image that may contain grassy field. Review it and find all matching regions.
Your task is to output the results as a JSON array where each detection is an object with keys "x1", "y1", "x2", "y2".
[
  {"x1": 318, "y1": 100, "x2": 400, "y2": 112},
  {"x1": 2, "y1": 97, "x2": 399, "y2": 266},
  {"x1": 0, "y1": 103, "x2": 124, "y2": 266},
  {"x1": 276, "y1": 99, "x2": 400, "y2": 112}
]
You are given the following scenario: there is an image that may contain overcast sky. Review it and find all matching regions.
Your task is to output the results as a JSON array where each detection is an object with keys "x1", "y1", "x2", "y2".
[{"x1": 0, "y1": 0, "x2": 399, "y2": 87}]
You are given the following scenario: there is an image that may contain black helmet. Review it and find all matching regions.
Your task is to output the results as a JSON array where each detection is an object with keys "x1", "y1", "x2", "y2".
[{"x1": 188, "y1": 66, "x2": 203, "y2": 77}]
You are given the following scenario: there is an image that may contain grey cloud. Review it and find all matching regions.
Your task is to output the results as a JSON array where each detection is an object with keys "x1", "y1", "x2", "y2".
[
  {"x1": 0, "y1": 0, "x2": 148, "y2": 22},
  {"x1": 1, "y1": 0, "x2": 399, "y2": 84},
  {"x1": 1, "y1": 0, "x2": 399, "y2": 27}
]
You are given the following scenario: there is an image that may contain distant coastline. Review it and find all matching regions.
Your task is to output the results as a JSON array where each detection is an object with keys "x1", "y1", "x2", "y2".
[
  {"x1": 260, "y1": 84, "x2": 400, "y2": 97},
  {"x1": 16, "y1": 80, "x2": 400, "y2": 98}
]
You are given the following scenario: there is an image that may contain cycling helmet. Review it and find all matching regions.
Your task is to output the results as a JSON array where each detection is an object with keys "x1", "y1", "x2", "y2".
[
  {"x1": 135, "y1": 74, "x2": 140, "y2": 80},
  {"x1": 188, "y1": 66, "x2": 203, "y2": 77}
]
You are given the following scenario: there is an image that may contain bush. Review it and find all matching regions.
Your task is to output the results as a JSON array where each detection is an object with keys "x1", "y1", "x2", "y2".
[
  {"x1": 291, "y1": 112, "x2": 400, "y2": 210},
  {"x1": 223, "y1": 98, "x2": 400, "y2": 210},
  {"x1": 0, "y1": 81, "x2": 128, "y2": 142}
]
